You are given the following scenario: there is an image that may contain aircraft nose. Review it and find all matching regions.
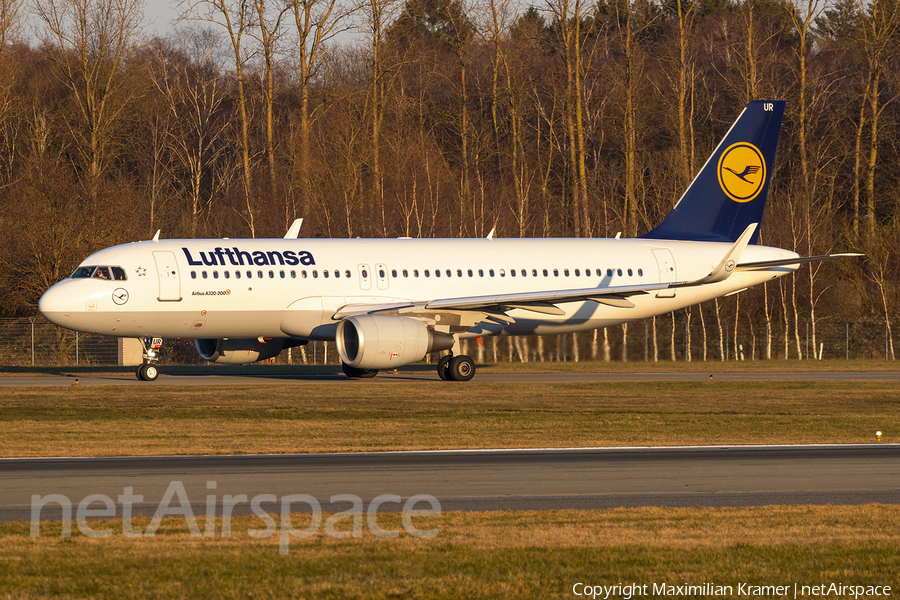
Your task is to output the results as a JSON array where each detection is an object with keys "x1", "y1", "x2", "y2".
[{"x1": 39, "y1": 284, "x2": 72, "y2": 325}]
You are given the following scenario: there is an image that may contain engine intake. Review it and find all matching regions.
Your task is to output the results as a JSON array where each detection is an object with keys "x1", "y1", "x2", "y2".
[
  {"x1": 195, "y1": 338, "x2": 286, "y2": 364},
  {"x1": 335, "y1": 315, "x2": 453, "y2": 369}
]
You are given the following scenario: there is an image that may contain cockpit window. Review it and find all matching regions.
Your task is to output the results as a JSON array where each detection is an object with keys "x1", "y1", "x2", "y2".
[
  {"x1": 70, "y1": 266, "x2": 127, "y2": 281},
  {"x1": 93, "y1": 267, "x2": 112, "y2": 280},
  {"x1": 71, "y1": 266, "x2": 94, "y2": 278}
]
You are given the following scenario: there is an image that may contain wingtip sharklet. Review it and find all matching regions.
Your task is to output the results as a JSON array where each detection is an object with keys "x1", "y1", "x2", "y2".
[{"x1": 673, "y1": 223, "x2": 757, "y2": 287}]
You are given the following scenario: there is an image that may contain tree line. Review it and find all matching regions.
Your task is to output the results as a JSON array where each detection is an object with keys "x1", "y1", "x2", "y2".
[{"x1": 1, "y1": 0, "x2": 898, "y2": 360}]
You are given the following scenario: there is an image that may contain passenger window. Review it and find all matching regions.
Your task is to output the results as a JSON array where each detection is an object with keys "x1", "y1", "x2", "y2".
[
  {"x1": 392, "y1": 269, "x2": 398, "y2": 278},
  {"x1": 532, "y1": 269, "x2": 537, "y2": 277},
  {"x1": 213, "y1": 271, "x2": 219, "y2": 279},
  {"x1": 258, "y1": 270, "x2": 263, "y2": 278},
  {"x1": 301, "y1": 271, "x2": 307, "y2": 278},
  {"x1": 247, "y1": 270, "x2": 253, "y2": 278},
  {"x1": 324, "y1": 270, "x2": 330, "y2": 278},
  {"x1": 236, "y1": 271, "x2": 242, "y2": 279},
  {"x1": 202, "y1": 271, "x2": 208, "y2": 279},
  {"x1": 362, "y1": 269, "x2": 368, "y2": 278},
  {"x1": 403, "y1": 269, "x2": 409, "y2": 278},
  {"x1": 511, "y1": 269, "x2": 516, "y2": 277},
  {"x1": 313, "y1": 270, "x2": 318, "y2": 278},
  {"x1": 334, "y1": 270, "x2": 339, "y2": 278},
  {"x1": 191, "y1": 271, "x2": 197, "y2": 279},
  {"x1": 425, "y1": 270, "x2": 430, "y2": 277},
  {"x1": 446, "y1": 269, "x2": 452, "y2": 277},
  {"x1": 280, "y1": 270, "x2": 286, "y2": 278},
  {"x1": 500, "y1": 269, "x2": 506, "y2": 277},
  {"x1": 574, "y1": 269, "x2": 580, "y2": 276},
  {"x1": 596, "y1": 269, "x2": 602, "y2": 277},
  {"x1": 345, "y1": 270, "x2": 351, "y2": 278},
  {"x1": 71, "y1": 266, "x2": 94, "y2": 278},
  {"x1": 225, "y1": 271, "x2": 230, "y2": 279},
  {"x1": 489, "y1": 269, "x2": 495, "y2": 277},
  {"x1": 638, "y1": 268, "x2": 643, "y2": 276},
  {"x1": 617, "y1": 269, "x2": 623, "y2": 276},
  {"x1": 291, "y1": 271, "x2": 296, "y2": 278},
  {"x1": 628, "y1": 269, "x2": 633, "y2": 276},
  {"x1": 522, "y1": 269, "x2": 527, "y2": 277},
  {"x1": 607, "y1": 269, "x2": 613, "y2": 277},
  {"x1": 553, "y1": 269, "x2": 559, "y2": 277},
  {"x1": 564, "y1": 269, "x2": 569, "y2": 277},
  {"x1": 414, "y1": 270, "x2": 419, "y2": 278},
  {"x1": 468, "y1": 269, "x2": 473, "y2": 277},
  {"x1": 478, "y1": 269, "x2": 484, "y2": 277},
  {"x1": 111, "y1": 267, "x2": 127, "y2": 281},
  {"x1": 543, "y1": 269, "x2": 548, "y2": 277},
  {"x1": 433, "y1": 269, "x2": 439, "y2": 277},
  {"x1": 457, "y1": 269, "x2": 462, "y2": 277}
]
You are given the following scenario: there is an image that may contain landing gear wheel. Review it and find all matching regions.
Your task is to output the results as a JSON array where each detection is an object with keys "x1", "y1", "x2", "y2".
[
  {"x1": 136, "y1": 364, "x2": 159, "y2": 381},
  {"x1": 342, "y1": 362, "x2": 378, "y2": 379},
  {"x1": 447, "y1": 355, "x2": 475, "y2": 382},
  {"x1": 143, "y1": 364, "x2": 159, "y2": 381},
  {"x1": 437, "y1": 355, "x2": 452, "y2": 380}
]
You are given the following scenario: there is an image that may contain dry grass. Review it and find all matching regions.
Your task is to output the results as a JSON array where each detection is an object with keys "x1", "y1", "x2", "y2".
[
  {"x1": 0, "y1": 380, "x2": 898, "y2": 456},
  {"x1": 3, "y1": 505, "x2": 898, "y2": 598}
]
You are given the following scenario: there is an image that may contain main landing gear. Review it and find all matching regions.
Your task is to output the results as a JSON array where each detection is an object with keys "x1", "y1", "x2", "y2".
[
  {"x1": 136, "y1": 337, "x2": 163, "y2": 381},
  {"x1": 437, "y1": 354, "x2": 475, "y2": 382}
]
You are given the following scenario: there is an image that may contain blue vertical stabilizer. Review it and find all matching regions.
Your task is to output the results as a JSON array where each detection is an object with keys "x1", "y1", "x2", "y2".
[{"x1": 640, "y1": 100, "x2": 785, "y2": 244}]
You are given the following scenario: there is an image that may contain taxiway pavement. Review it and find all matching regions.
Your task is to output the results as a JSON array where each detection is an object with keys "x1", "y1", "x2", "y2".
[
  {"x1": 4, "y1": 371, "x2": 900, "y2": 386},
  {"x1": 4, "y1": 445, "x2": 898, "y2": 521}
]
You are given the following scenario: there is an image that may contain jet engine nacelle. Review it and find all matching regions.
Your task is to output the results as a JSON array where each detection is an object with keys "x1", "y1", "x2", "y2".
[
  {"x1": 335, "y1": 315, "x2": 453, "y2": 370},
  {"x1": 195, "y1": 337, "x2": 286, "y2": 364}
]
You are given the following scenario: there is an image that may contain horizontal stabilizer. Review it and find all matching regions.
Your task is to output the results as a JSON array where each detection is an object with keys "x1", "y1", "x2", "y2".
[{"x1": 736, "y1": 253, "x2": 863, "y2": 270}]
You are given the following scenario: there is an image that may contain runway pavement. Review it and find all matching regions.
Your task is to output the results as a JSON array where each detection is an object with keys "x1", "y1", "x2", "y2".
[
  {"x1": 4, "y1": 370, "x2": 900, "y2": 386},
  {"x1": 4, "y1": 445, "x2": 899, "y2": 522}
]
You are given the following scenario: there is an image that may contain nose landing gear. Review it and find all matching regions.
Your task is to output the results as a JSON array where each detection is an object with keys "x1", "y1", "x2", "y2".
[{"x1": 135, "y1": 337, "x2": 163, "y2": 381}]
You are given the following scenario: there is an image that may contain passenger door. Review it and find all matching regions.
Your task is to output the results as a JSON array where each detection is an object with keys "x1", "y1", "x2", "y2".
[{"x1": 153, "y1": 251, "x2": 182, "y2": 301}]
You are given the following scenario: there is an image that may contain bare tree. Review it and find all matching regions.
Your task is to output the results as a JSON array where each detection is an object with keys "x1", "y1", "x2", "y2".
[
  {"x1": 252, "y1": 0, "x2": 288, "y2": 213},
  {"x1": 33, "y1": 0, "x2": 144, "y2": 200},
  {"x1": 148, "y1": 32, "x2": 230, "y2": 236},
  {"x1": 178, "y1": 0, "x2": 258, "y2": 236}
]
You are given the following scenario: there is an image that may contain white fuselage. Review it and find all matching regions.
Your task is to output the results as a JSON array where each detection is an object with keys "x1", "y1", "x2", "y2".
[{"x1": 38, "y1": 236, "x2": 799, "y2": 341}]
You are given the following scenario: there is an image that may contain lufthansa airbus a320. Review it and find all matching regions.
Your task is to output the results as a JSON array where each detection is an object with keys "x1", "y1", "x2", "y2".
[{"x1": 39, "y1": 101, "x2": 859, "y2": 381}]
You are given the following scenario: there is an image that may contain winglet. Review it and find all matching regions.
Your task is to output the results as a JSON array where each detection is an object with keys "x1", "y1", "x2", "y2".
[
  {"x1": 487, "y1": 228, "x2": 495, "y2": 240},
  {"x1": 152, "y1": 230, "x2": 160, "y2": 242},
  {"x1": 284, "y1": 218, "x2": 303, "y2": 239},
  {"x1": 679, "y1": 223, "x2": 757, "y2": 286}
]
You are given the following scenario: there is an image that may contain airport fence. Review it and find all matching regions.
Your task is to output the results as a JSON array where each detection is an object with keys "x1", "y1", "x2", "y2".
[{"x1": 0, "y1": 315, "x2": 896, "y2": 367}]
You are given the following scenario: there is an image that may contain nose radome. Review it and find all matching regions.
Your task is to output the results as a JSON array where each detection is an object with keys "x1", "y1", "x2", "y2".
[{"x1": 39, "y1": 285, "x2": 72, "y2": 325}]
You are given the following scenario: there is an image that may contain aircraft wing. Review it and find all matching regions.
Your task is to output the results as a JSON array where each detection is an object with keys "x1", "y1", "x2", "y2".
[
  {"x1": 423, "y1": 281, "x2": 670, "y2": 314},
  {"x1": 332, "y1": 228, "x2": 861, "y2": 322},
  {"x1": 333, "y1": 225, "x2": 758, "y2": 320},
  {"x1": 333, "y1": 280, "x2": 687, "y2": 323}
]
